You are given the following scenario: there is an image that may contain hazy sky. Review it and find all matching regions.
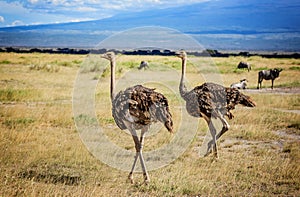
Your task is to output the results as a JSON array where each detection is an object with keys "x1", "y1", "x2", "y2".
[{"x1": 0, "y1": 0, "x2": 210, "y2": 27}]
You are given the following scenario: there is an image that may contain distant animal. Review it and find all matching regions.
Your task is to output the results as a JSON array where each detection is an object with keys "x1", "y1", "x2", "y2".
[
  {"x1": 176, "y1": 50, "x2": 256, "y2": 158},
  {"x1": 257, "y1": 68, "x2": 283, "y2": 89},
  {"x1": 138, "y1": 61, "x2": 149, "y2": 70},
  {"x1": 230, "y1": 79, "x2": 248, "y2": 89},
  {"x1": 101, "y1": 52, "x2": 173, "y2": 184},
  {"x1": 237, "y1": 61, "x2": 251, "y2": 72}
]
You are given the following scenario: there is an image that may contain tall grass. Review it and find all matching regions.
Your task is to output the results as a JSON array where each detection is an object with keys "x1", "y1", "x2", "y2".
[{"x1": 0, "y1": 53, "x2": 299, "y2": 196}]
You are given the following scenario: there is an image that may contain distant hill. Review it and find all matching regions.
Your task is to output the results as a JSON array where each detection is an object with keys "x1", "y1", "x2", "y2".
[{"x1": 0, "y1": 0, "x2": 299, "y2": 51}]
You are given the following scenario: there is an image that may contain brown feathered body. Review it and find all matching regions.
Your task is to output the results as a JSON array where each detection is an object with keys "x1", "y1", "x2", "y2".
[
  {"x1": 181, "y1": 82, "x2": 256, "y2": 120},
  {"x1": 101, "y1": 51, "x2": 173, "y2": 183},
  {"x1": 112, "y1": 85, "x2": 173, "y2": 132},
  {"x1": 177, "y1": 50, "x2": 255, "y2": 157}
]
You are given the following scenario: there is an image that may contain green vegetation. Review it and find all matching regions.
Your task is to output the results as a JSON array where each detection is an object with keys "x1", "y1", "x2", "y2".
[
  {"x1": 0, "y1": 88, "x2": 41, "y2": 101},
  {"x1": 289, "y1": 66, "x2": 300, "y2": 71},
  {"x1": 0, "y1": 60, "x2": 11, "y2": 64}
]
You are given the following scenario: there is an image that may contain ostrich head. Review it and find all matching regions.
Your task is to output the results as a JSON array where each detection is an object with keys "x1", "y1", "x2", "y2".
[
  {"x1": 101, "y1": 51, "x2": 115, "y2": 62},
  {"x1": 175, "y1": 50, "x2": 187, "y2": 60}
]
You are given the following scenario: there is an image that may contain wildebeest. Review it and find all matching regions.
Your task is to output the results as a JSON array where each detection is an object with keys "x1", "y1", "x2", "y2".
[
  {"x1": 257, "y1": 68, "x2": 283, "y2": 89},
  {"x1": 231, "y1": 79, "x2": 248, "y2": 89},
  {"x1": 237, "y1": 61, "x2": 251, "y2": 72},
  {"x1": 138, "y1": 61, "x2": 149, "y2": 70}
]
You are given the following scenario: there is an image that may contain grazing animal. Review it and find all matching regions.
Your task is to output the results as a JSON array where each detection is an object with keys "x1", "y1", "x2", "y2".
[
  {"x1": 138, "y1": 61, "x2": 149, "y2": 70},
  {"x1": 257, "y1": 68, "x2": 282, "y2": 89},
  {"x1": 230, "y1": 79, "x2": 248, "y2": 89},
  {"x1": 237, "y1": 61, "x2": 251, "y2": 72},
  {"x1": 176, "y1": 50, "x2": 256, "y2": 158},
  {"x1": 101, "y1": 52, "x2": 173, "y2": 184}
]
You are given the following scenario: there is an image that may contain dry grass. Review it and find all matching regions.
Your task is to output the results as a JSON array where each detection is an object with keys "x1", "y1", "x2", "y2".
[{"x1": 0, "y1": 52, "x2": 299, "y2": 196}]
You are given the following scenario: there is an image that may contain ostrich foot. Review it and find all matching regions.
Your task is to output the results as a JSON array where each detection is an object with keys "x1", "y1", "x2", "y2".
[
  {"x1": 128, "y1": 172, "x2": 134, "y2": 184},
  {"x1": 211, "y1": 152, "x2": 219, "y2": 162},
  {"x1": 203, "y1": 148, "x2": 212, "y2": 157},
  {"x1": 143, "y1": 173, "x2": 150, "y2": 185}
]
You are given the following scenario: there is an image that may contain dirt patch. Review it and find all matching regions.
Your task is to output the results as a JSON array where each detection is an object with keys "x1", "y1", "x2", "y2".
[
  {"x1": 275, "y1": 129, "x2": 300, "y2": 141},
  {"x1": 244, "y1": 87, "x2": 300, "y2": 95},
  {"x1": 195, "y1": 126, "x2": 300, "y2": 156},
  {"x1": 219, "y1": 138, "x2": 284, "y2": 151},
  {"x1": 273, "y1": 108, "x2": 300, "y2": 115}
]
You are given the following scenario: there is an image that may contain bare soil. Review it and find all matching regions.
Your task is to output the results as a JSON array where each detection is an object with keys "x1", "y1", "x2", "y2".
[{"x1": 244, "y1": 87, "x2": 300, "y2": 95}]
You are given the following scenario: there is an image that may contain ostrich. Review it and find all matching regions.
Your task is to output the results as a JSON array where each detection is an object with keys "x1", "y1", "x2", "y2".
[
  {"x1": 101, "y1": 52, "x2": 173, "y2": 184},
  {"x1": 176, "y1": 50, "x2": 256, "y2": 158}
]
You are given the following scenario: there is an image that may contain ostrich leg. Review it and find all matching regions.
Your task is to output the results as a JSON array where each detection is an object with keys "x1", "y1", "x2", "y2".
[
  {"x1": 127, "y1": 125, "x2": 150, "y2": 184},
  {"x1": 128, "y1": 125, "x2": 140, "y2": 184},
  {"x1": 204, "y1": 119, "x2": 218, "y2": 158},
  {"x1": 216, "y1": 115, "x2": 230, "y2": 140},
  {"x1": 139, "y1": 126, "x2": 150, "y2": 184},
  {"x1": 205, "y1": 115, "x2": 230, "y2": 157}
]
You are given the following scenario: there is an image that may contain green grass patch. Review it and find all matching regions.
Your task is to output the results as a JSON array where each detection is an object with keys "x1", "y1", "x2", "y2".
[
  {"x1": 3, "y1": 118, "x2": 35, "y2": 129},
  {"x1": 0, "y1": 60, "x2": 11, "y2": 64},
  {"x1": 276, "y1": 81, "x2": 300, "y2": 88},
  {"x1": 289, "y1": 66, "x2": 300, "y2": 71},
  {"x1": 233, "y1": 69, "x2": 245, "y2": 74},
  {"x1": 253, "y1": 66, "x2": 269, "y2": 71},
  {"x1": 58, "y1": 61, "x2": 73, "y2": 67},
  {"x1": 98, "y1": 116, "x2": 115, "y2": 124},
  {"x1": 291, "y1": 60, "x2": 300, "y2": 65},
  {"x1": 74, "y1": 114, "x2": 98, "y2": 126},
  {"x1": 0, "y1": 88, "x2": 41, "y2": 101},
  {"x1": 120, "y1": 61, "x2": 136, "y2": 69},
  {"x1": 72, "y1": 60, "x2": 82, "y2": 65}
]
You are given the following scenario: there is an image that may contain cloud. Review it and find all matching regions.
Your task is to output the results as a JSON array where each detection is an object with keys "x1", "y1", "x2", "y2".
[
  {"x1": 5, "y1": 0, "x2": 210, "y2": 12},
  {"x1": 76, "y1": 6, "x2": 98, "y2": 12},
  {"x1": 11, "y1": 20, "x2": 24, "y2": 26},
  {"x1": 1, "y1": 0, "x2": 212, "y2": 26},
  {"x1": 28, "y1": 0, "x2": 39, "y2": 3},
  {"x1": 0, "y1": 16, "x2": 4, "y2": 23}
]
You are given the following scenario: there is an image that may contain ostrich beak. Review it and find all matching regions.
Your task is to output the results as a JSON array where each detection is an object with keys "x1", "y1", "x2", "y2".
[
  {"x1": 174, "y1": 51, "x2": 181, "y2": 57},
  {"x1": 174, "y1": 50, "x2": 187, "y2": 59}
]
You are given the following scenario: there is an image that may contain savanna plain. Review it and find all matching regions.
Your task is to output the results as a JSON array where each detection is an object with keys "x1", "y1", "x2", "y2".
[{"x1": 0, "y1": 52, "x2": 299, "y2": 196}]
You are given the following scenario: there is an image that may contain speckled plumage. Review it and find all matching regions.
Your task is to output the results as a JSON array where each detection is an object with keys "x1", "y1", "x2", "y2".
[
  {"x1": 176, "y1": 50, "x2": 256, "y2": 158},
  {"x1": 112, "y1": 84, "x2": 173, "y2": 132},
  {"x1": 101, "y1": 51, "x2": 173, "y2": 184},
  {"x1": 182, "y1": 82, "x2": 255, "y2": 120}
]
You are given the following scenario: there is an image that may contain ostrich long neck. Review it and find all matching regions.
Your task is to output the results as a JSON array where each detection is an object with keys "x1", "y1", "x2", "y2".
[
  {"x1": 110, "y1": 59, "x2": 116, "y2": 101},
  {"x1": 180, "y1": 57, "x2": 188, "y2": 99}
]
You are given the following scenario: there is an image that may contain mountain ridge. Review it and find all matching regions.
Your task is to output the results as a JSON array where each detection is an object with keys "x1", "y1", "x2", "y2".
[{"x1": 1, "y1": 0, "x2": 299, "y2": 51}]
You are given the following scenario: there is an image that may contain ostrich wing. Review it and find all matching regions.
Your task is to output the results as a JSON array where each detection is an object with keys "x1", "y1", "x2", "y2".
[
  {"x1": 187, "y1": 82, "x2": 255, "y2": 120},
  {"x1": 190, "y1": 83, "x2": 228, "y2": 119},
  {"x1": 112, "y1": 85, "x2": 173, "y2": 131}
]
